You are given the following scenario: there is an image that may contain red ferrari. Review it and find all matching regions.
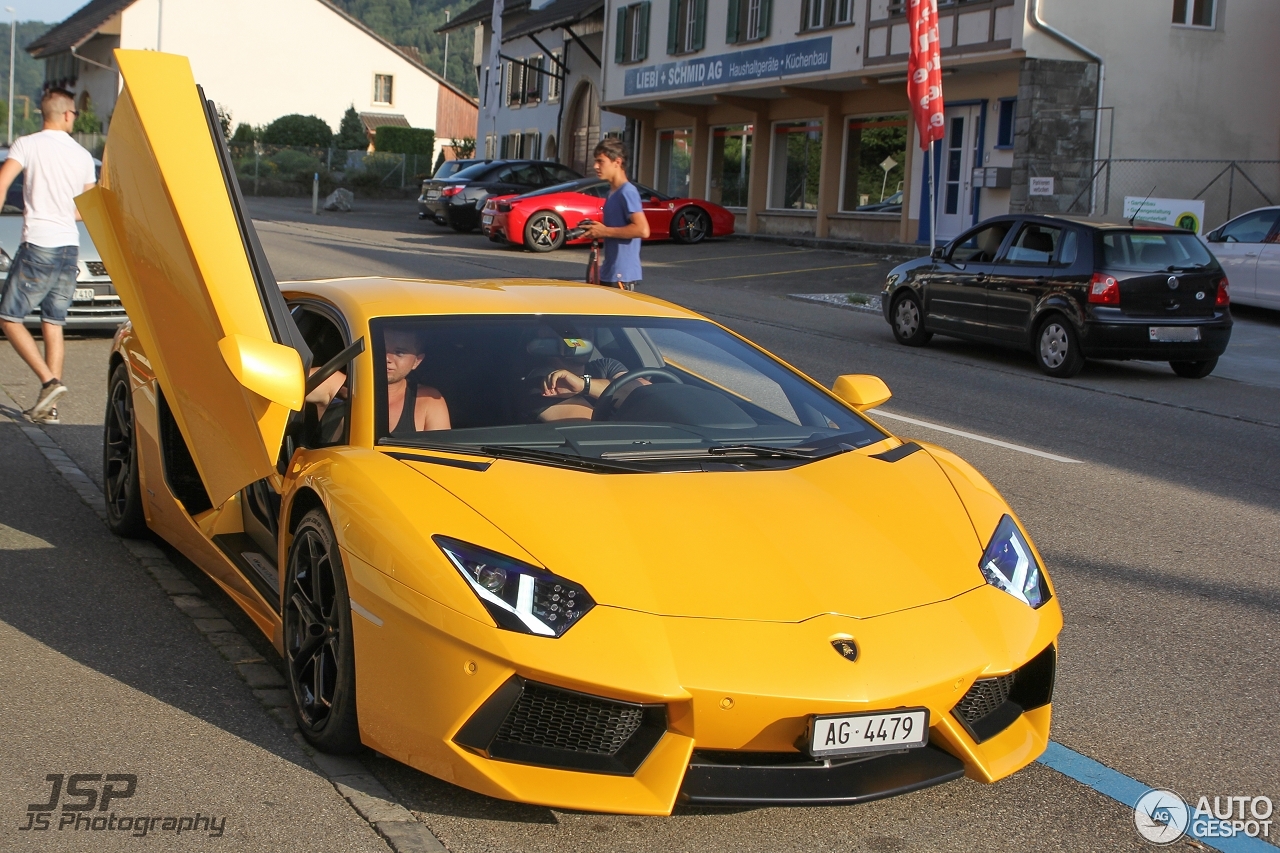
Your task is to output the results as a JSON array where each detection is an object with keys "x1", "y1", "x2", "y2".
[{"x1": 481, "y1": 178, "x2": 737, "y2": 252}]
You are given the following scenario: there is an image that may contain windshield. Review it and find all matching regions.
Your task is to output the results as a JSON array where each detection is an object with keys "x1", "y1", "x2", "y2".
[
  {"x1": 433, "y1": 160, "x2": 469, "y2": 179},
  {"x1": 1100, "y1": 231, "x2": 1215, "y2": 270},
  {"x1": 517, "y1": 178, "x2": 606, "y2": 200},
  {"x1": 372, "y1": 315, "x2": 885, "y2": 471}
]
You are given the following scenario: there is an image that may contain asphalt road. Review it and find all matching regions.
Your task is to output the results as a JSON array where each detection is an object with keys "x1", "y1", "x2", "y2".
[{"x1": 1, "y1": 195, "x2": 1276, "y2": 851}]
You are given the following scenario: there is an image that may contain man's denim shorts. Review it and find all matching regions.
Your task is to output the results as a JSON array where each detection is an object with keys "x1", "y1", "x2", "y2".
[{"x1": 0, "y1": 242, "x2": 79, "y2": 326}]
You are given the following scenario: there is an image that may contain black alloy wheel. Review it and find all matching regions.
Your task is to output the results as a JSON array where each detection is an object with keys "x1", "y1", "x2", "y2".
[
  {"x1": 103, "y1": 361, "x2": 147, "y2": 537},
  {"x1": 1170, "y1": 357, "x2": 1218, "y2": 378},
  {"x1": 285, "y1": 508, "x2": 361, "y2": 753},
  {"x1": 672, "y1": 207, "x2": 710, "y2": 244},
  {"x1": 890, "y1": 291, "x2": 932, "y2": 346},
  {"x1": 1033, "y1": 314, "x2": 1085, "y2": 378},
  {"x1": 525, "y1": 211, "x2": 567, "y2": 253}
]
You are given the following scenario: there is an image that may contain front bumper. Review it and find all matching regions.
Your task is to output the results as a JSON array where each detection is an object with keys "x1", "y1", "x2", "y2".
[
  {"x1": 347, "y1": 553, "x2": 1062, "y2": 814},
  {"x1": 1081, "y1": 309, "x2": 1231, "y2": 360}
]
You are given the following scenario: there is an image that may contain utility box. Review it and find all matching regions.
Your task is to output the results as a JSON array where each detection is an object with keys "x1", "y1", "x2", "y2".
[{"x1": 983, "y1": 167, "x2": 1012, "y2": 189}]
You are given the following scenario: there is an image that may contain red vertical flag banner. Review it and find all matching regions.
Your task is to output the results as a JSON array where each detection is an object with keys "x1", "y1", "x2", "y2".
[{"x1": 907, "y1": 0, "x2": 945, "y2": 150}]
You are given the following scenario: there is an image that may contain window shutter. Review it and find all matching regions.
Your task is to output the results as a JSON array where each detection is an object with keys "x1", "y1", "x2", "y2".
[
  {"x1": 760, "y1": 0, "x2": 772, "y2": 37},
  {"x1": 726, "y1": 0, "x2": 740, "y2": 43},
  {"x1": 667, "y1": 0, "x2": 679, "y2": 54},
  {"x1": 692, "y1": 0, "x2": 706, "y2": 50},
  {"x1": 615, "y1": 6, "x2": 627, "y2": 62},
  {"x1": 638, "y1": 2, "x2": 650, "y2": 60}
]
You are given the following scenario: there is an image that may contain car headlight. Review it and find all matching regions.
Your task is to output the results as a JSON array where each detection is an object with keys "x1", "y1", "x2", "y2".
[
  {"x1": 435, "y1": 536, "x2": 595, "y2": 637},
  {"x1": 978, "y1": 515, "x2": 1050, "y2": 608}
]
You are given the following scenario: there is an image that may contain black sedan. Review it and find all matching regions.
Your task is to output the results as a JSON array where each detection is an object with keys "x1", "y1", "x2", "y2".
[
  {"x1": 418, "y1": 159, "x2": 582, "y2": 232},
  {"x1": 416, "y1": 158, "x2": 489, "y2": 220},
  {"x1": 881, "y1": 214, "x2": 1232, "y2": 378}
]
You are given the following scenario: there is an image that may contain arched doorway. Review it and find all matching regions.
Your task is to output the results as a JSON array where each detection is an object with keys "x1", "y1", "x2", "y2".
[{"x1": 566, "y1": 83, "x2": 599, "y2": 176}]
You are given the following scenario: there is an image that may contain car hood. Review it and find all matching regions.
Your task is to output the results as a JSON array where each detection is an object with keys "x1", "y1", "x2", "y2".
[
  {"x1": 403, "y1": 446, "x2": 987, "y2": 622},
  {"x1": 0, "y1": 217, "x2": 102, "y2": 262}
]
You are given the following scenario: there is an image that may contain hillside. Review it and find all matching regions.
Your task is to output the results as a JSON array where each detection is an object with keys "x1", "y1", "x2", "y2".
[{"x1": 331, "y1": 0, "x2": 478, "y2": 97}]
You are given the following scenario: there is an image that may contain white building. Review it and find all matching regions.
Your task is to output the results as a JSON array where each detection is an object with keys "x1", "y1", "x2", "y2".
[
  {"x1": 598, "y1": 0, "x2": 1280, "y2": 244},
  {"x1": 30, "y1": 0, "x2": 478, "y2": 150},
  {"x1": 443, "y1": 0, "x2": 626, "y2": 175}
]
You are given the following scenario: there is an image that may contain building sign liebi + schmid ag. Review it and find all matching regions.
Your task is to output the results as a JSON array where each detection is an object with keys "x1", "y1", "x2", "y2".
[{"x1": 623, "y1": 37, "x2": 833, "y2": 97}]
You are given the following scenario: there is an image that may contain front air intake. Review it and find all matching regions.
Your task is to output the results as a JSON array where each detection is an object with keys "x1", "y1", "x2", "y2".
[
  {"x1": 454, "y1": 677, "x2": 667, "y2": 775},
  {"x1": 951, "y1": 645, "x2": 1056, "y2": 743}
]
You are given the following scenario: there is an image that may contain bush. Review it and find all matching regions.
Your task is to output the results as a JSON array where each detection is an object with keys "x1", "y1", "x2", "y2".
[
  {"x1": 452, "y1": 137, "x2": 476, "y2": 159},
  {"x1": 261, "y1": 114, "x2": 333, "y2": 147},
  {"x1": 231, "y1": 123, "x2": 256, "y2": 143},
  {"x1": 73, "y1": 101, "x2": 102, "y2": 134},
  {"x1": 268, "y1": 148, "x2": 323, "y2": 181},
  {"x1": 335, "y1": 106, "x2": 368, "y2": 150},
  {"x1": 374, "y1": 126, "x2": 435, "y2": 155}
]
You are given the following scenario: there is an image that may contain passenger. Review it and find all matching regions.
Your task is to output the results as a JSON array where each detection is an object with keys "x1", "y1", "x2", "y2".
[
  {"x1": 307, "y1": 327, "x2": 449, "y2": 434},
  {"x1": 526, "y1": 331, "x2": 631, "y2": 422}
]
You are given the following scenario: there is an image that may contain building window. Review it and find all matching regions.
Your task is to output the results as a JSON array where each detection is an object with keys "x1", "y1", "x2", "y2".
[
  {"x1": 802, "y1": 0, "x2": 824, "y2": 31},
  {"x1": 548, "y1": 50, "x2": 563, "y2": 102},
  {"x1": 374, "y1": 74, "x2": 393, "y2": 105},
  {"x1": 995, "y1": 98, "x2": 1016, "y2": 148},
  {"x1": 1172, "y1": 0, "x2": 1215, "y2": 27},
  {"x1": 668, "y1": 0, "x2": 706, "y2": 55},
  {"x1": 525, "y1": 55, "x2": 544, "y2": 104},
  {"x1": 657, "y1": 128, "x2": 692, "y2": 197},
  {"x1": 615, "y1": 2, "x2": 651, "y2": 64},
  {"x1": 505, "y1": 60, "x2": 528, "y2": 107},
  {"x1": 769, "y1": 120, "x2": 823, "y2": 210},
  {"x1": 832, "y1": 0, "x2": 852, "y2": 24},
  {"x1": 840, "y1": 115, "x2": 907, "y2": 212},
  {"x1": 727, "y1": 0, "x2": 771, "y2": 43},
  {"x1": 503, "y1": 131, "x2": 542, "y2": 160},
  {"x1": 709, "y1": 124, "x2": 752, "y2": 207}
]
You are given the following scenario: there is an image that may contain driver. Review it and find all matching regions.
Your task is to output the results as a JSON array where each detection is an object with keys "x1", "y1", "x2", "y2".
[
  {"x1": 525, "y1": 329, "x2": 630, "y2": 422},
  {"x1": 307, "y1": 327, "x2": 450, "y2": 434}
]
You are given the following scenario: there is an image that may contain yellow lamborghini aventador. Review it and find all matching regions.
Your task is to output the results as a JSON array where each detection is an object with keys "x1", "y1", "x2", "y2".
[{"x1": 82, "y1": 51, "x2": 1063, "y2": 815}]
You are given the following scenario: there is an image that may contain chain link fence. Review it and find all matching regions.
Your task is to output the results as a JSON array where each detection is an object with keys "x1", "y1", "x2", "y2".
[
  {"x1": 226, "y1": 144, "x2": 438, "y2": 198},
  {"x1": 1021, "y1": 159, "x2": 1280, "y2": 230}
]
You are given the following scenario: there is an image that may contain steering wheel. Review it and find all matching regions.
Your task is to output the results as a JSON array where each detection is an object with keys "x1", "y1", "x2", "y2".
[{"x1": 592, "y1": 368, "x2": 683, "y2": 420}]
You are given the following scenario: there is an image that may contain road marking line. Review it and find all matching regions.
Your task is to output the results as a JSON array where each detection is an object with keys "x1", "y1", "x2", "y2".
[
  {"x1": 696, "y1": 262, "x2": 879, "y2": 281},
  {"x1": 871, "y1": 410, "x2": 1084, "y2": 464},
  {"x1": 669, "y1": 249, "x2": 808, "y2": 264},
  {"x1": 1039, "y1": 741, "x2": 1279, "y2": 852}
]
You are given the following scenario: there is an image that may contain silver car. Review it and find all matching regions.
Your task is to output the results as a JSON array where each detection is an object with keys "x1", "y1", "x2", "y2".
[{"x1": 0, "y1": 152, "x2": 127, "y2": 330}]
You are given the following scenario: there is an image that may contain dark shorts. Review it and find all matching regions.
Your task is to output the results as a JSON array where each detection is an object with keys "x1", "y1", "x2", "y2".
[{"x1": 0, "y1": 243, "x2": 79, "y2": 326}]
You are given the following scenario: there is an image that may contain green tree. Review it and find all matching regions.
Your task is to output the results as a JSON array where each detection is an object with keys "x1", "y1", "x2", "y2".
[
  {"x1": 335, "y1": 105, "x2": 368, "y2": 150},
  {"x1": 261, "y1": 114, "x2": 333, "y2": 147},
  {"x1": 216, "y1": 103, "x2": 233, "y2": 140},
  {"x1": 328, "y1": 0, "x2": 478, "y2": 97},
  {"x1": 231, "y1": 123, "x2": 257, "y2": 143},
  {"x1": 73, "y1": 101, "x2": 102, "y2": 134}
]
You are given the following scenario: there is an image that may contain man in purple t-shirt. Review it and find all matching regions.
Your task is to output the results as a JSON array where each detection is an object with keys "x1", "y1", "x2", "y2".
[{"x1": 583, "y1": 138, "x2": 649, "y2": 290}]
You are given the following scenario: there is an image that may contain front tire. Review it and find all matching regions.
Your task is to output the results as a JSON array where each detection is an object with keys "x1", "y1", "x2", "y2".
[
  {"x1": 890, "y1": 291, "x2": 932, "y2": 346},
  {"x1": 1033, "y1": 315, "x2": 1085, "y2": 377},
  {"x1": 1170, "y1": 357, "x2": 1217, "y2": 378},
  {"x1": 671, "y1": 207, "x2": 710, "y2": 244},
  {"x1": 525, "y1": 211, "x2": 566, "y2": 252},
  {"x1": 103, "y1": 361, "x2": 147, "y2": 537},
  {"x1": 285, "y1": 508, "x2": 361, "y2": 754}
]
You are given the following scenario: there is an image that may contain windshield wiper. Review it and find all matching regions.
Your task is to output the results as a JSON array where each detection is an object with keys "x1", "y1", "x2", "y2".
[
  {"x1": 478, "y1": 445, "x2": 652, "y2": 473},
  {"x1": 602, "y1": 442, "x2": 851, "y2": 462}
]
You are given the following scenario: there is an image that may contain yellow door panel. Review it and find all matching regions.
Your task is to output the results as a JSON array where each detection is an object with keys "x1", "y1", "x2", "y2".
[{"x1": 78, "y1": 50, "x2": 305, "y2": 506}]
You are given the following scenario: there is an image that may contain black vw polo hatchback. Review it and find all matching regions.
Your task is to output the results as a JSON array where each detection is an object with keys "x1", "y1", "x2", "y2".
[{"x1": 881, "y1": 215, "x2": 1232, "y2": 378}]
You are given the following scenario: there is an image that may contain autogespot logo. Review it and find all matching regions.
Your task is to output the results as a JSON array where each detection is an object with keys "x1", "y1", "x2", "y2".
[{"x1": 1134, "y1": 788, "x2": 1275, "y2": 845}]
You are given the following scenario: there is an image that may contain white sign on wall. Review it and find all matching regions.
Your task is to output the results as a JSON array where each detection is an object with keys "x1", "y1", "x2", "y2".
[
  {"x1": 1122, "y1": 197, "x2": 1206, "y2": 234},
  {"x1": 1028, "y1": 177, "x2": 1055, "y2": 196}
]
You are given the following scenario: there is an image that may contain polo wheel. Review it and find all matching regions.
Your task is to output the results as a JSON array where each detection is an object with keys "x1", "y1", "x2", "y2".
[
  {"x1": 525, "y1": 211, "x2": 566, "y2": 253},
  {"x1": 285, "y1": 508, "x2": 361, "y2": 753},
  {"x1": 103, "y1": 362, "x2": 147, "y2": 537},
  {"x1": 672, "y1": 207, "x2": 710, "y2": 244},
  {"x1": 890, "y1": 291, "x2": 932, "y2": 346},
  {"x1": 1170, "y1": 357, "x2": 1217, "y2": 378},
  {"x1": 1034, "y1": 315, "x2": 1085, "y2": 378}
]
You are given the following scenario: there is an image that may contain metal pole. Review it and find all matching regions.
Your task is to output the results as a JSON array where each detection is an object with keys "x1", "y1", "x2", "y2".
[
  {"x1": 6, "y1": 8, "x2": 14, "y2": 145},
  {"x1": 1226, "y1": 164, "x2": 1235, "y2": 221},
  {"x1": 443, "y1": 11, "x2": 450, "y2": 81},
  {"x1": 928, "y1": 140, "x2": 938, "y2": 252},
  {"x1": 312, "y1": 172, "x2": 320, "y2": 215},
  {"x1": 254, "y1": 144, "x2": 260, "y2": 196},
  {"x1": 156, "y1": 0, "x2": 163, "y2": 51}
]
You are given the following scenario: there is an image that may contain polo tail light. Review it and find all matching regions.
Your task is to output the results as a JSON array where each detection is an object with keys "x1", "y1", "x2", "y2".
[
  {"x1": 497, "y1": 201, "x2": 512, "y2": 213},
  {"x1": 1215, "y1": 277, "x2": 1230, "y2": 306},
  {"x1": 441, "y1": 185, "x2": 466, "y2": 198},
  {"x1": 1088, "y1": 272, "x2": 1120, "y2": 305}
]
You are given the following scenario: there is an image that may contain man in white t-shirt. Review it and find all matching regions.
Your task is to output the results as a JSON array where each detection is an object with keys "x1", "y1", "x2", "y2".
[{"x1": 0, "y1": 88, "x2": 97, "y2": 424}]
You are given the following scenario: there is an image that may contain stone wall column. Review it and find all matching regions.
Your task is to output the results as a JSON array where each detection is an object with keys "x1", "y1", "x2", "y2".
[{"x1": 815, "y1": 102, "x2": 844, "y2": 238}]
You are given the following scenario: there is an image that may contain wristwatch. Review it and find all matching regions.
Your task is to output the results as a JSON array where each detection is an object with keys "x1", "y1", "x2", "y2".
[{"x1": 582, "y1": 374, "x2": 591, "y2": 396}]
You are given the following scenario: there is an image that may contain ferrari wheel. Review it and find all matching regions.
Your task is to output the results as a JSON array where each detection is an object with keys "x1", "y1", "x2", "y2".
[
  {"x1": 103, "y1": 361, "x2": 147, "y2": 537},
  {"x1": 1170, "y1": 358, "x2": 1217, "y2": 378},
  {"x1": 672, "y1": 207, "x2": 710, "y2": 244},
  {"x1": 285, "y1": 508, "x2": 361, "y2": 753},
  {"x1": 890, "y1": 292, "x2": 932, "y2": 346},
  {"x1": 525, "y1": 211, "x2": 566, "y2": 252},
  {"x1": 1033, "y1": 314, "x2": 1084, "y2": 378}
]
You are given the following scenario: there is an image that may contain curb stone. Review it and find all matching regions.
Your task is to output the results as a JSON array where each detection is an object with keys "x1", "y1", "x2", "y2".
[
  {"x1": 787, "y1": 292, "x2": 884, "y2": 315},
  {"x1": 0, "y1": 398, "x2": 448, "y2": 853}
]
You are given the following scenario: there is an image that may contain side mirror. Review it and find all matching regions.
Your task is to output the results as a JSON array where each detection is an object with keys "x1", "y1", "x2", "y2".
[
  {"x1": 831, "y1": 374, "x2": 892, "y2": 412},
  {"x1": 931, "y1": 246, "x2": 946, "y2": 260},
  {"x1": 218, "y1": 334, "x2": 305, "y2": 410},
  {"x1": 1206, "y1": 229, "x2": 1222, "y2": 242}
]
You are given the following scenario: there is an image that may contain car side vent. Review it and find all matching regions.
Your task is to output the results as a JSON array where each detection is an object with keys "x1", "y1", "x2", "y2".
[
  {"x1": 454, "y1": 677, "x2": 667, "y2": 775},
  {"x1": 157, "y1": 389, "x2": 213, "y2": 515},
  {"x1": 951, "y1": 645, "x2": 1056, "y2": 744}
]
